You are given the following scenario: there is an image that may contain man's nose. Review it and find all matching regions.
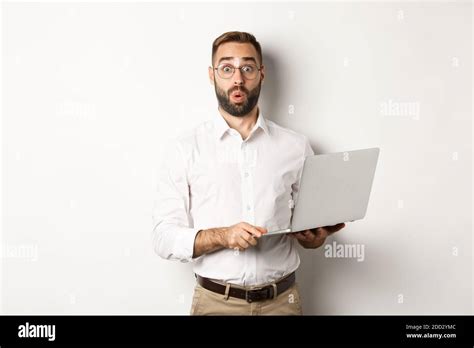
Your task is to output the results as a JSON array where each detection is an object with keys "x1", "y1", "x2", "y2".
[{"x1": 232, "y1": 68, "x2": 244, "y2": 86}]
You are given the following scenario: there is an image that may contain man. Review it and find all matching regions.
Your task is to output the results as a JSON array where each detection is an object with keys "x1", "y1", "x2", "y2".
[{"x1": 152, "y1": 31, "x2": 346, "y2": 315}]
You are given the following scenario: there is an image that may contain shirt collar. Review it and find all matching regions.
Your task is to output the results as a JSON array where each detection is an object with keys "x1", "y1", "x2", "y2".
[{"x1": 213, "y1": 107, "x2": 269, "y2": 140}]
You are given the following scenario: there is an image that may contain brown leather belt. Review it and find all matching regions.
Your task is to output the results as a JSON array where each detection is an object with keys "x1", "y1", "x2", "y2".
[{"x1": 195, "y1": 272, "x2": 295, "y2": 303}]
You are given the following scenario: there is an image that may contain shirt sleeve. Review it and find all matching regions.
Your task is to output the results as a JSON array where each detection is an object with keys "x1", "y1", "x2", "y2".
[
  {"x1": 291, "y1": 136, "x2": 315, "y2": 208},
  {"x1": 152, "y1": 140, "x2": 201, "y2": 263}
]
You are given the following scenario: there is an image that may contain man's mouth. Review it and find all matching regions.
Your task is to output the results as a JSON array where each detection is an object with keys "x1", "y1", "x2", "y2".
[{"x1": 230, "y1": 90, "x2": 246, "y2": 102}]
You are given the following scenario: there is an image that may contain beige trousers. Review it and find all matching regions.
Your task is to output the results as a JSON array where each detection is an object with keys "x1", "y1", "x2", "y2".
[{"x1": 190, "y1": 281, "x2": 303, "y2": 315}]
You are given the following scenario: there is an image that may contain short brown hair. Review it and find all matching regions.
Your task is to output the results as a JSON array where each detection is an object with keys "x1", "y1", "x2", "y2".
[{"x1": 212, "y1": 31, "x2": 263, "y2": 66}]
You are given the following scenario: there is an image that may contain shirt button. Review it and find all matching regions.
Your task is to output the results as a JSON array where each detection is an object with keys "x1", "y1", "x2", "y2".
[{"x1": 247, "y1": 205, "x2": 251, "y2": 211}]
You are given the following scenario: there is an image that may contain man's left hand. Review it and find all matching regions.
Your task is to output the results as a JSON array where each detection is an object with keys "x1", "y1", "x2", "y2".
[{"x1": 288, "y1": 223, "x2": 346, "y2": 249}]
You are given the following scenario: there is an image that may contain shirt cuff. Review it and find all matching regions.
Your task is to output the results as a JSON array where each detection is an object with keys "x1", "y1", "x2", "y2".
[{"x1": 175, "y1": 226, "x2": 202, "y2": 263}]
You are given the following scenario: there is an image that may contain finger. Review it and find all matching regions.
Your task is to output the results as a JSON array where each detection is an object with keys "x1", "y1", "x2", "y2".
[
  {"x1": 241, "y1": 222, "x2": 267, "y2": 236},
  {"x1": 326, "y1": 223, "x2": 346, "y2": 233},
  {"x1": 303, "y1": 230, "x2": 317, "y2": 241},
  {"x1": 315, "y1": 228, "x2": 329, "y2": 238},
  {"x1": 329, "y1": 222, "x2": 345, "y2": 231},
  {"x1": 293, "y1": 232, "x2": 309, "y2": 241},
  {"x1": 237, "y1": 238, "x2": 250, "y2": 249},
  {"x1": 305, "y1": 229, "x2": 320, "y2": 236},
  {"x1": 243, "y1": 233, "x2": 258, "y2": 246},
  {"x1": 242, "y1": 225, "x2": 264, "y2": 238}
]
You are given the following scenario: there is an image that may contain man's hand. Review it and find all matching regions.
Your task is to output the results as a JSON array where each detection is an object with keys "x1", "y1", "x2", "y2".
[
  {"x1": 289, "y1": 223, "x2": 346, "y2": 249},
  {"x1": 193, "y1": 222, "x2": 267, "y2": 258},
  {"x1": 221, "y1": 222, "x2": 267, "y2": 251}
]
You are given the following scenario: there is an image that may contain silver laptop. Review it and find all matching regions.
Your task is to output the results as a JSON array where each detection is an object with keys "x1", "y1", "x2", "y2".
[{"x1": 264, "y1": 147, "x2": 380, "y2": 236}]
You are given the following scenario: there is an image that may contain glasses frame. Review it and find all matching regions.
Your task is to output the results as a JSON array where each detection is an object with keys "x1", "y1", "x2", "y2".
[{"x1": 213, "y1": 63, "x2": 263, "y2": 80}]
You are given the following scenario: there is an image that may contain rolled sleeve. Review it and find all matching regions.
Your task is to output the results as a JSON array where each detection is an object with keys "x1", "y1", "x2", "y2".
[{"x1": 152, "y1": 140, "x2": 200, "y2": 263}]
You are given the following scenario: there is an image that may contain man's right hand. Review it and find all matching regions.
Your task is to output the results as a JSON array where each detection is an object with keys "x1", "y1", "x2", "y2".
[
  {"x1": 221, "y1": 222, "x2": 267, "y2": 251},
  {"x1": 192, "y1": 222, "x2": 267, "y2": 258}
]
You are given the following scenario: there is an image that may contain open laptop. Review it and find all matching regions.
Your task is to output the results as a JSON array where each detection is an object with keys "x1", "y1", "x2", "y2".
[{"x1": 264, "y1": 147, "x2": 380, "y2": 236}]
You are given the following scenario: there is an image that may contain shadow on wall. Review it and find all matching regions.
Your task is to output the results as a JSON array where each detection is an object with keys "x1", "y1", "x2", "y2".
[
  {"x1": 296, "y1": 235, "x2": 350, "y2": 314},
  {"x1": 259, "y1": 48, "x2": 283, "y2": 122},
  {"x1": 296, "y1": 234, "x2": 361, "y2": 314},
  {"x1": 257, "y1": 48, "x2": 388, "y2": 314},
  {"x1": 259, "y1": 49, "x2": 328, "y2": 155},
  {"x1": 296, "y1": 233, "x2": 410, "y2": 314}
]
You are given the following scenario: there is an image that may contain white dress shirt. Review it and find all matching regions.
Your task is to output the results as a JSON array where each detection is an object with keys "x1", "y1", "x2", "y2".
[{"x1": 152, "y1": 108, "x2": 314, "y2": 286}]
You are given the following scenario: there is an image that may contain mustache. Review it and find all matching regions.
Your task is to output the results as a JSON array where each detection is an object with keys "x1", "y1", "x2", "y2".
[{"x1": 228, "y1": 87, "x2": 249, "y2": 95}]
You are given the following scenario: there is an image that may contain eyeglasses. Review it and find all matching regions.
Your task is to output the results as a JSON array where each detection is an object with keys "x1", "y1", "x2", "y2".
[{"x1": 214, "y1": 63, "x2": 262, "y2": 80}]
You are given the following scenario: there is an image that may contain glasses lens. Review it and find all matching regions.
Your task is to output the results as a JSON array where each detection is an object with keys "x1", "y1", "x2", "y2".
[
  {"x1": 241, "y1": 65, "x2": 258, "y2": 79},
  {"x1": 217, "y1": 64, "x2": 234, "y2": 79}
]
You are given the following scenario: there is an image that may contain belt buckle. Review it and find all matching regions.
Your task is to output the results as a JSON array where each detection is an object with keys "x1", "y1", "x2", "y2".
[{"x1": 245, "y1": 286, "x2": 272, "y2": 303}]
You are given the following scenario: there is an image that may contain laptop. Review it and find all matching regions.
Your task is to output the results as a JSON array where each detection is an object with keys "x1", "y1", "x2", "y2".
[{"x1": 264, "y1": 147, "x2": 380, "y2": 236}]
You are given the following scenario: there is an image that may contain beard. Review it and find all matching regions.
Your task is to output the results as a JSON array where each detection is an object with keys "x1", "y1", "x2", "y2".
[{"x1": 214, "y1": 82, "x2": 261, "y2": 117}]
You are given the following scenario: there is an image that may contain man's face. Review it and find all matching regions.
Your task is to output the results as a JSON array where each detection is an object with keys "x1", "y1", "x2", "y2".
[{"x1": 209, "y1": 42, "x2": 265, "y2": 117}]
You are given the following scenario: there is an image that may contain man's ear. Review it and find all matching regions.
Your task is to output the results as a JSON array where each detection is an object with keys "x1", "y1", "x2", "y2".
[
  {"x1": 260, "y1": 64, "x2": 265, "y2": 85},
  {"x1": 208, "y1": 66, "x2": 215, "y2": 85}
]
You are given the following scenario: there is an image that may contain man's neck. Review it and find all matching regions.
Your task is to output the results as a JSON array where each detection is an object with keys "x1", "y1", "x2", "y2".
[{"x1": 218, "y1": 105, "x2": 259, "y2": 141}]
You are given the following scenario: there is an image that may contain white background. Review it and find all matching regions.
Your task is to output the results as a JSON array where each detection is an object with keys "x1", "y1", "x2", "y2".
[{"x1": 1, "y1": 1, "x2": 472, "y2": 314}]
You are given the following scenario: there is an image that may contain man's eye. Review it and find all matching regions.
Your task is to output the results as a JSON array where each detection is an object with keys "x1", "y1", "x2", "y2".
[
  {"x1": 221, "y1": 66, "x2": 233, "y2": 73},
  {"x1": 242, "y1": 66, "x2": 254, "y2": 72}
]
